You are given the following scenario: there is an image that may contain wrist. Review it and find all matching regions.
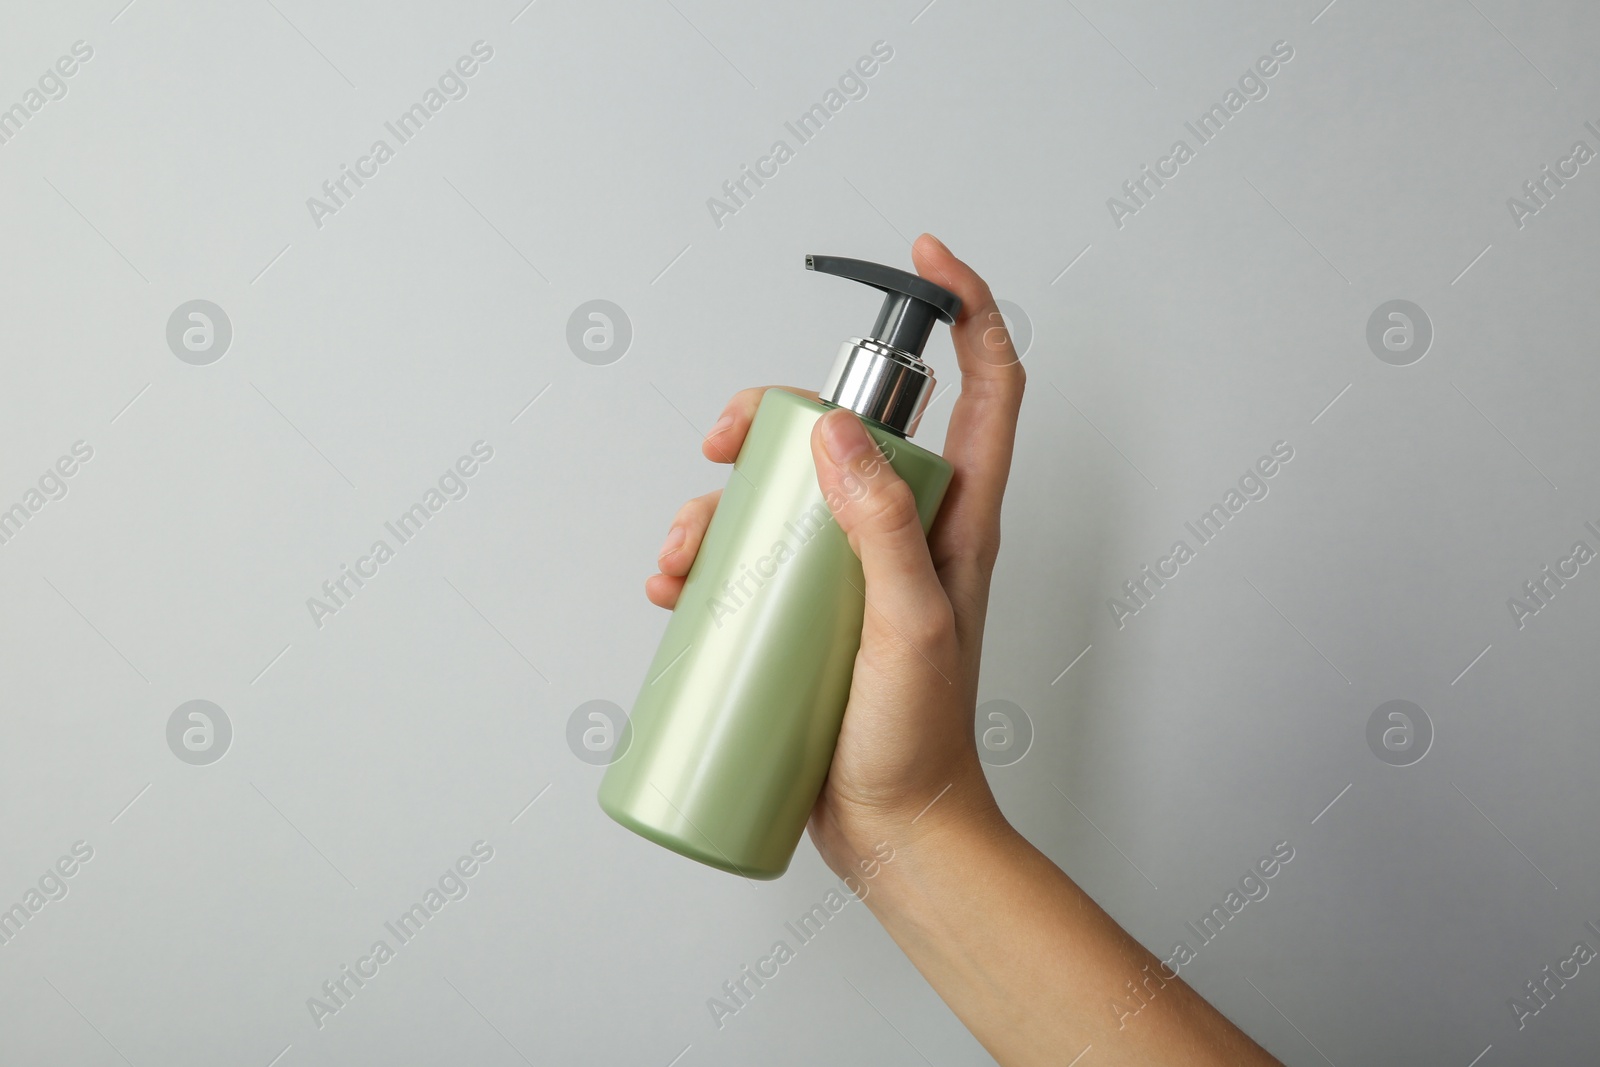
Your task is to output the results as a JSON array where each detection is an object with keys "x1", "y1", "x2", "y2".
[{"x1": 815, "y1": 769, "x2": 1019, "y2": 912}]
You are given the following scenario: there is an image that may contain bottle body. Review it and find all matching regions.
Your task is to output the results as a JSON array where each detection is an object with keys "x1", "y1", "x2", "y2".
[{"x1": 598, "y1": 388, "x2": 953, "y2": 878}]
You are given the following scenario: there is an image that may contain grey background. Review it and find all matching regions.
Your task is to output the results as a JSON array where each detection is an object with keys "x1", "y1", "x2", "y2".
[{"x1": 1, "y1": 0, "x2": 1597, "y2": 1064}]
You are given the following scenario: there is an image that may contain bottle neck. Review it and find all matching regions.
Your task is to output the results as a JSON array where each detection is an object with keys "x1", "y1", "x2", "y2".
[{"x1": 818, "y1": 338, "x2": 936, "y2": 438}]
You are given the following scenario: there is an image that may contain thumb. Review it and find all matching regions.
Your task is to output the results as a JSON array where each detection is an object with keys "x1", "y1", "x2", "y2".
[{"x1": 810, "y1": 408, "x2": 950, "y2": 638}]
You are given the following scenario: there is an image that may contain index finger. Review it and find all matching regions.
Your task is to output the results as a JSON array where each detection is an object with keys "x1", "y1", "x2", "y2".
[{"x1": 910, "y1": 234, "x2": 1026, "y2": 579}]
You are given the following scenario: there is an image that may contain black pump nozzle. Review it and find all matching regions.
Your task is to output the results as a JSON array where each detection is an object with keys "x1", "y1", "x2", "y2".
[{"x1": 806, "y1": 255, "x2": 961, "y2": 359}]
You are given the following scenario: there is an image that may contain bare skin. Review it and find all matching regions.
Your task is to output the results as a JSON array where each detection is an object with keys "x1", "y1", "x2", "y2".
[{"x1": 647, "y1": 234, "x2": 1281, "y2": 1067}]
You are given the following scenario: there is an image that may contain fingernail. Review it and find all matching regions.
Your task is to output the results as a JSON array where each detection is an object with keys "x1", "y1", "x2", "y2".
[
  {"x1": 658, "y1": 526, "x2": 685, "y2": 559},
  {"x1": 821, "y1": 409, "x2": 873, "y2": 465},
  {"x1": 709, "y1": 413, "x2": 734, "y2": 436}
]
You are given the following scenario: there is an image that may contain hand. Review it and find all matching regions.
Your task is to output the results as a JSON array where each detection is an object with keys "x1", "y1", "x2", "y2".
[{"x1": 645, "y1": 233, "x2": 1025, "y2": 876}]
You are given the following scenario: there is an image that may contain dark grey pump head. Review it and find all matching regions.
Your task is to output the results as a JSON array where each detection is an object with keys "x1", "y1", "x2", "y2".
[
  {"x1": 806, "y1": 254, "x2": 962, "y2": 438},
  {"x1": 806, "y1": 254, "x2": 962, "y2": 357}
]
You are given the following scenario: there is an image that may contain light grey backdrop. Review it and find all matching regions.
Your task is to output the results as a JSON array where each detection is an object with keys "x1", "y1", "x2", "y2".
[{"x1": 2, "y1": 0, "x2": 1597, "y2": 1064}]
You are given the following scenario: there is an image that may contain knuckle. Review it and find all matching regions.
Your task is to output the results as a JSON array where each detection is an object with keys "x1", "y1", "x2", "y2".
[
  {"x1": 672, "y1": 498, "x2": 701, "y2": 526},
  {"x1": 953, "y1": 526, "x2": 1002, "y2": 573},
  {"x1": 968, "y1": 286, "x2": 998, "y2": 322},
  {"x1": 867, "y1": 479, "x2": 921, "y2": 533},
  {"x1": 731, "y1": 386, "x2": 766, "y2": 410},
  {"x1": 970, "y1": 304, "x2": 1029, "y2": 376},
  {"x1": 903, "y1": 598, "x2": 956, "y2": 650},
  {"x1": 674, "y1": 492, "x2": 718, "y2": 532}
]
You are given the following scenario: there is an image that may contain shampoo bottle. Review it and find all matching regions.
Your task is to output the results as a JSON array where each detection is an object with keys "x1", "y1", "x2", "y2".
[{"x1": 598, "y1": 255, "x2": 960, "y2": 878}]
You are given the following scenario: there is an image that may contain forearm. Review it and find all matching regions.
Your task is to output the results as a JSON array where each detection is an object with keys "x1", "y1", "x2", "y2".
[{"x1": 857, "y1": 800, "x2": 1279, "y2": 1066}]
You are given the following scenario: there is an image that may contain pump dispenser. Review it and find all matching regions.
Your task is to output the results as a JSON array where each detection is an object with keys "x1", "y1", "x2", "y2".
[
  {"x1": 808, "y1": 254, "x2": 961, "y2": 436},
  {"x1": 599, "y1": 255, "x2": 958, "y2": 879}
]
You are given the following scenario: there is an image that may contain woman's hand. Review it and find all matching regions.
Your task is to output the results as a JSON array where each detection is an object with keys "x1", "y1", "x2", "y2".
[{"x1": 645, "y1": 233, "x2": 1021, "y2": 876}]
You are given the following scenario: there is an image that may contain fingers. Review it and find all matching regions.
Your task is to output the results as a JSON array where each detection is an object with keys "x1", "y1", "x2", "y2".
[
  {"x1": 910, "y1": 234, "x2": 1025, "y2": 580},
  {"x1": 657, "y1": 489, "x2": 721, "y2": 577},
  {"x1": 644, "y1": 572, "x2": 685, "y2": 610},
  {"x1": 645, "y1": 488, "x2": 721, "y2": 609},
  {"x1": 651, "y1": 385, "x2": 817, "y2": 609},
  {"x1": 810, "y1": 409, "x2": 953, "y2": 645},
  {"x1": 655, "y1": 382, "x2": 821, "y2": 609},
  {"x1": 701, "y1": 385, "x2": 819, "y2": 464}
]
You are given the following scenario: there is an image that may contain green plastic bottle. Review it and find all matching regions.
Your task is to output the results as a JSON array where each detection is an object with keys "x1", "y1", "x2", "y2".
[{"x1": 599, "y1": 255, "x2": 960, "y2": 878}]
